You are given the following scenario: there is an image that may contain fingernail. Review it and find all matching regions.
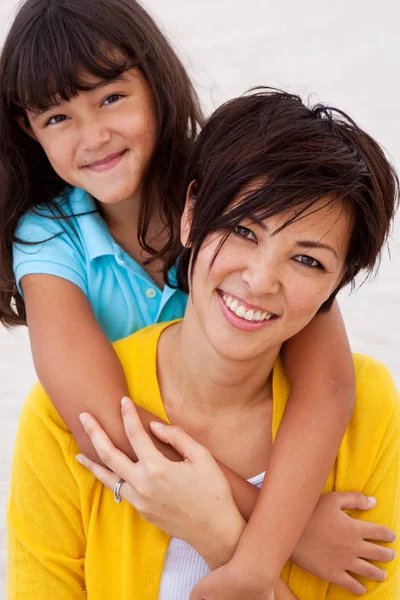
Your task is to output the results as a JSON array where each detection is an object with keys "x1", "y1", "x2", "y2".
[
  {"x1": 75, "y1": 454, "x2": 84, "y2": 465},
  {"x1": 121, "y1": 397, "x2": 128, "y2": 407},
  {"x1": 392, "y1": 550, "x2": 397, "y2": 559},
  {"x1": 367, "y1": 496, "x2": 377, "y2": 507},
  {"x1": 150, "y1": 421, "x2": 165, "y2": 430},
  {"x1": 79, "y1": 413, "x2": 88, "y2": 426}
]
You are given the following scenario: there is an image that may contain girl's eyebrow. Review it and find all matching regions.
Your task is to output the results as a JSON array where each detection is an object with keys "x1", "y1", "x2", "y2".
[{"x1": 29, "y1": 74, "x2": 130, "y2": 120}]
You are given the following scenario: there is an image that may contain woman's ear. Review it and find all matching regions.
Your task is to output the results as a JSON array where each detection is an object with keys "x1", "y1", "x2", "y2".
[
  {"x1": 16, "y1": 116, "x2": 38, "y2": 141},
  {"x1": 180, "y1": 181, "x2": 196, "y2": 248}
]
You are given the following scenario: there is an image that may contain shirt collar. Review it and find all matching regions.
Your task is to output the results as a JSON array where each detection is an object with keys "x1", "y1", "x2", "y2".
[{"x1": 68, "y1": 187, "x2": 115, "y2": 261}]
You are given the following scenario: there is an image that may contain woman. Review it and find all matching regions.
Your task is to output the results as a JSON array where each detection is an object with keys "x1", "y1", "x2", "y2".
[{"x1": 8, "y1": 91, "x2": 400, "y2": 599}]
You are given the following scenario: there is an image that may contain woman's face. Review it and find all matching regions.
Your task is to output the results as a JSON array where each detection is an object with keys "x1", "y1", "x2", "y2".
[{"x1": 182, "y1": 195, "x2": 352, "y2": 363}]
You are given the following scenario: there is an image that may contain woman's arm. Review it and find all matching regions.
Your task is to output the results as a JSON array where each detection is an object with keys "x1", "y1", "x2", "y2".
[
  {"x1": 7, "y1": 389, "x2": 87, "y2": 599},
  {"x1": 216, "y1": 301, "x2": 355, "y2": 585},
  {"x1": 22, "y1": 273, "x2": 179, "y2": 462},
  {"x1": 77, "y1": 398, "x2": 396, "y2": 598}
]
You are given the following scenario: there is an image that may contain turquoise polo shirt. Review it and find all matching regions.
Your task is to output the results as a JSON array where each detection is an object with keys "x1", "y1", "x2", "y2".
[{"x1": 13, "y1": 187, "x2": 188, "y2": 342}]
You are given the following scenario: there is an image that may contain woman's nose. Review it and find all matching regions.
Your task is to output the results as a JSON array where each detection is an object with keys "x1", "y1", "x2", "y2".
[{"x1": 241, "y1": 256, "x2": 281, "y2": 297}]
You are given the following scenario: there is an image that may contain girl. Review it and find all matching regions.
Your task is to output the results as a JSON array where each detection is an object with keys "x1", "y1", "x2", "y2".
[{"x1": 1, "y1": 0, "x2": 358, "y2": 595}]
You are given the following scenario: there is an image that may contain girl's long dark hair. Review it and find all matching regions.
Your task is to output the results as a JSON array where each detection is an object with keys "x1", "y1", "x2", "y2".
[{"x1": 0, "y1": 0, "x2": 203, "y2": 327}]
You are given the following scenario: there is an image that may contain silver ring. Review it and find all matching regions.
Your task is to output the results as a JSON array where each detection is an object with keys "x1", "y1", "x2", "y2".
[{"x1": 113, "y1": 479, "x2": 124, "y2": 503}]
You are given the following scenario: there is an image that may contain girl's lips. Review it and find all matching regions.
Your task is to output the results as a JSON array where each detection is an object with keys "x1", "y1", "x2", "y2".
[
  {"x1": 85, "y1": 150, "x2": 127, "y2": 173},
  {"x1": 217, "y1": 291, "x2": 279, "y2": 332}
]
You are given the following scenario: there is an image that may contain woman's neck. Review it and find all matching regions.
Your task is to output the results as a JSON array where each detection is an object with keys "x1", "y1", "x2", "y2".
[
  {"x1": 158, "y1": 310, "x2": 278, "y2": 422},
  {"x1": 157, "y1": 311, "x2": 278, "y2": 477}
]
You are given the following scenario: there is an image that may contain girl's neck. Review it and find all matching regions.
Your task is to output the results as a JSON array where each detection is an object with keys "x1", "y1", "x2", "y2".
[{"x1": 99, "y1": 193, "x2": 167, "y2": 289}]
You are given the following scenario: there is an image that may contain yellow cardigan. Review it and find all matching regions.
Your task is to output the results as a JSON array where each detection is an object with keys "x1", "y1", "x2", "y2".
[{"x1": 7, "y1": 322, "x2": 400, "y2": 599}]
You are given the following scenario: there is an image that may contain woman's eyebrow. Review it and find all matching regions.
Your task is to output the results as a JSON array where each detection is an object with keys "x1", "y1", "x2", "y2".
[{"x1": 296, "y1": 240, "x2": 339, "y2": 259}]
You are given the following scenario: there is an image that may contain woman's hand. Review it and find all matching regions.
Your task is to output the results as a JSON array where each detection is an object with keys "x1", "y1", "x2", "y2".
[
  {"x1": 76, "y1": 397, "x2": 245, "y2": 568},
  {"x1": 292, "y1": 491, "x2": 396, "y2": 594}
]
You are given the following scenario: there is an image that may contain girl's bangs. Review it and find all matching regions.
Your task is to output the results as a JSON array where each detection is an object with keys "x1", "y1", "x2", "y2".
[{"x1": 8, "y1": 9, "x2": 136, "y2": 114}]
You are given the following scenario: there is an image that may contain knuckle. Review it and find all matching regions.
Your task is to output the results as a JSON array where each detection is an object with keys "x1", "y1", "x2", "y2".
[
  {"x1": 125, "y1": 426, "x2": 137, "y2": 441},
  {"x1": 98, "y1": 450, "x2": 112, "y2": 466},
  {"x1": 170, "y1": 425, "x2": 183, "y2": 436},
  {"x1": 85, "y1": 424, "x2": 94, "y2": 437},
  {"x1": 146, "y1": 462, "x2": 163, "y2": 478},
  {"x1": 363, "y1": 563, "x2": 377, "y2": 578}
]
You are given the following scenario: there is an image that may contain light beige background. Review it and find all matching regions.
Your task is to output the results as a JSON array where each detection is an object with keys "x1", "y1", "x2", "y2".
[{"x1": 0, "y1": 0, "x2": 399, "y2": 596}]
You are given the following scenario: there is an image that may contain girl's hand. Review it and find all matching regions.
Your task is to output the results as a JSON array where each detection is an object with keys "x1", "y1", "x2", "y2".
[
  {"x1": 76, "y1": 397, "x2": 245, "y2": 568},
  {"x1": 292, "y1": 491, "x2": 396, "y2": 594},
  {"x1": 190, "y1": 562, "x2": 276, "y2": 600}
]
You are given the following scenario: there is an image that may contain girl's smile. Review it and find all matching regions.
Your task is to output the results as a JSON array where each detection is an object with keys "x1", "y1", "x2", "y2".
[{"x1": 82, "y1": 149, "x2": 129, "y2": 173}]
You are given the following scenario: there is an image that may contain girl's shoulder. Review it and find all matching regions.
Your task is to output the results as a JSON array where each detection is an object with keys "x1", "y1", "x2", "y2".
[{"x1": 14, "y1": 187, "x2": 96, "y2": 243}]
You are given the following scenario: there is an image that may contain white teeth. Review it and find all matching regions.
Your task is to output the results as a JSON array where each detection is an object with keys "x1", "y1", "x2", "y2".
[
  {"x1": 230, "y1": 299, "x2": 239, "y2": 312},
  {"x1": 221, "y1": 293, "x2": 275, "y2": 323},
  {"x1": 235, "y1": 304, "x2": 246, "y2": 318}
]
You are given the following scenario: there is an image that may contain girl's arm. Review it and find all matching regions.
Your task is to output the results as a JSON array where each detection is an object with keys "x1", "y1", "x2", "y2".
[
  {"x1": 21, "y1": 273, "x2": 179, "y2": 462},
  {"x1": 193, "y1": 301, "x2": 356, "y2": 596},
  {"x1": 22, "y1": 272, "x2": 259, "y2": 505}
]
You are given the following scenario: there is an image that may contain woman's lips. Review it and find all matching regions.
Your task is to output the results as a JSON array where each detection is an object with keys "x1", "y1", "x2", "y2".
[
  {"x1": 217, "y1": 290, "x2": 279, "y2": 332},
  {"x1": 84, "y1": 150, "x2": 127, "y2": 173}
]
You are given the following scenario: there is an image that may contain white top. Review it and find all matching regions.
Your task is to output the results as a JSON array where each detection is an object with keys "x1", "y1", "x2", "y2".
[{"x1": 158, "y1": 471, "x2": 265, "y2": 599}]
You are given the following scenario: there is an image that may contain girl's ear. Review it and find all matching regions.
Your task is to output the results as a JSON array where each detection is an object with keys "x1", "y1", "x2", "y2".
[
  {"x1": 180, "y1": 180, "x2": 196, "y2": 248},
  {"x1": 16, "y1": 116, "x2": 38, "y2": 141}
]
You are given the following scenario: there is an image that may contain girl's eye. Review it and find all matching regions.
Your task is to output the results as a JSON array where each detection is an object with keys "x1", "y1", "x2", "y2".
[
  {"x1": 103, "y1": 94, "x2": 124, "y2": 106},
  {"x1": 294, "y1": 255, "x2": 324, "y2": 269},
  {"x1": 45, "y1": 114, "x2": 68, "y2": 126},
  {"x1": 233, "y1": 225, "x2": 257, "y2": 242}
]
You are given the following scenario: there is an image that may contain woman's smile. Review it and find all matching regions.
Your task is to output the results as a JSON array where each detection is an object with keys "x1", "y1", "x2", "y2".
[{"x1": 217, "y1": 289, "x2": 279, "y2": 332}]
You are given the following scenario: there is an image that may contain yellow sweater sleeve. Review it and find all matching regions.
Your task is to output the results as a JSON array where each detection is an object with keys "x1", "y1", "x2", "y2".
[
  {"x1": 326, "y1": 358, "x2": 400, "y2": 599},
  {"x1": 7, "y1": 385, "x2": 86, "y2": 600}
]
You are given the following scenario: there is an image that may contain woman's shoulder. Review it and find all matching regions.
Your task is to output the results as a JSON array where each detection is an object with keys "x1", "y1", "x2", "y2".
[
  {"x1": 349, "y1": 354, "x2": 400, "y2": 455},
  {"x1": 353, "y1": 353, "x2": 399, "y2": 412},
  {"x1": 113, "y1": 321, "x2": 180, "y2": 358}
]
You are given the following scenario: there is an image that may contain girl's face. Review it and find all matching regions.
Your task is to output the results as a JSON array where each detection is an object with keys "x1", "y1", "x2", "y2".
[
  {"x1": 182, "y1": 194, "x2": 351, "y2": 363},
  {"x1": 24, "y1": 68, "x2": 157, "y2": 206}
]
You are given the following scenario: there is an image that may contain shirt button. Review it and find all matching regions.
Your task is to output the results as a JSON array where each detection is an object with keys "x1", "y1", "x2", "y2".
[{"x1": 146, "y1": 288, "x2": 157, "y2": 299}]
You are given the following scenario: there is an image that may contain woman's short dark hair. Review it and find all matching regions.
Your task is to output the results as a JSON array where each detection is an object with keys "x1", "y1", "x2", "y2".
[
  {"x1": 0, "y1": 0, "x2": 203, "y2": 327},
  {"x1": 169, "y1": 90, "x2": 399, "y2": 311}
]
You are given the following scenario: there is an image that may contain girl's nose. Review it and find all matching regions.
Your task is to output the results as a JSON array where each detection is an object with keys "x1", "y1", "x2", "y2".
[{"x1": 80, "y1": 120, "x2": 111, "y2": 151}]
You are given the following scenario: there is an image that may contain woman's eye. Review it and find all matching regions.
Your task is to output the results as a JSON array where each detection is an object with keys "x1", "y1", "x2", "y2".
[
  {"x1": 103, "y1": 94, "x2": 124, "y2": 106},
  {"x1": 294, "y1": 255, "x2": 323, "y2": 269},
  {"x1": 233, "y1": 225, "x2": 257, "y2": 242},
  {"x1": 45, "y1": 114, "x2": 67, "y2": 126}
]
